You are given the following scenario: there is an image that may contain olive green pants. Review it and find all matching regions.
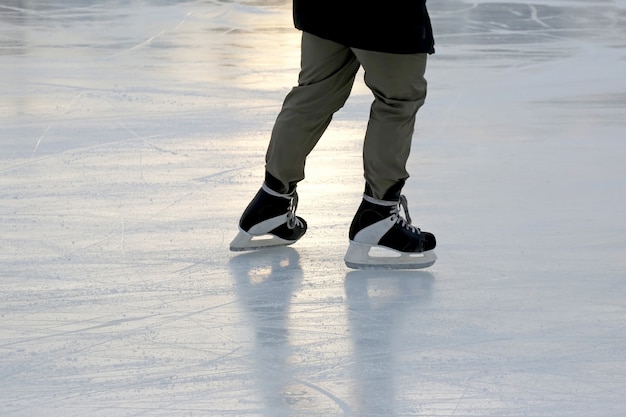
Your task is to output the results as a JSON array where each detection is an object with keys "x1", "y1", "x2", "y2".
[{"x1": 265, "y1": 32, "x2": 428, "y2": 200}]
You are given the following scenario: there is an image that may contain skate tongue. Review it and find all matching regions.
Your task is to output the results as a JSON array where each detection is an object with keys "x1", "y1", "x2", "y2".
[
  {"x1": 286, "y1": 192, "x2": 301, "y2": 229},
  {"x1": 390, "y1": 195, "x2": 418, "y2": 233},
  {"x1": 398, "y1": 195, "x2": 412, "y2": 225}
]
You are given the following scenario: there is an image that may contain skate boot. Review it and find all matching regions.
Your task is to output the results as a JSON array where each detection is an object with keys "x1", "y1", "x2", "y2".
[
  {"x1": 230, "y1": 183, "x2": 307, "y2": 251},
  {"x1": 344, "y1": 194, "x2": 436, "y2": 269}
]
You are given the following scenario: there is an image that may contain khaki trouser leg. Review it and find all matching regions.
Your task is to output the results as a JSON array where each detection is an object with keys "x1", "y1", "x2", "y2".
[
  {"x1": 266, "y1": 33, "x2": 428, "y2": 200},
  {"x1": 265, "y1": 33, "x2": 360, "y2": 192},
  {"x1": 353, "y1": 49, "x2": 428, "y2": 200}
]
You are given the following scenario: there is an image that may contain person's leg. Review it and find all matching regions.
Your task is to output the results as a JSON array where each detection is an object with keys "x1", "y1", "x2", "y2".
[
  {"x1": 343, "y1": 51, "x2": 435, "y2": 268},
  {"x1": 352, "y1": 50, "x2": 428, "y2": 200},
  {"x1": 265, "y1": 32, "x2": 361, "y2": 193},
  {"x1": 231, "y1": 33, "x2": 360, "y2": 251}
]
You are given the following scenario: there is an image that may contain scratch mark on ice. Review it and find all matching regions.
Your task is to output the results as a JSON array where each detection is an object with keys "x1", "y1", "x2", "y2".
[
  {"x1": 0, "y1": 315, "x2": 153, "y2": 349},
  {"x1": 33, "y1": 123, "x2": 52, "y2": 153},
  {"x1": 293, "y1": 377, "x2": 352, "y2": 416},
  {"x1": 121, "y1": 217, "x2": 126, "y2": 256},
  {"x1": 529, "y1": 4, "x2": 552, "y2": 29},
  {"x1": 33, "y1": 91, "x2": 86, "y2": 153}
]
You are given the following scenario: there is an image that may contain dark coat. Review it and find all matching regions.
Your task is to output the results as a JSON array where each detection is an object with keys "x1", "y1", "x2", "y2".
[{"x1": 293, "y1": 0, "x2": 435, "y2": 54}]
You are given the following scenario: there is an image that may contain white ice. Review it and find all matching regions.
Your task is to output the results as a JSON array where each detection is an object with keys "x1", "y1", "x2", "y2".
[{"x1": 1, "y1": 0, "x2": 625, "y2": 416}]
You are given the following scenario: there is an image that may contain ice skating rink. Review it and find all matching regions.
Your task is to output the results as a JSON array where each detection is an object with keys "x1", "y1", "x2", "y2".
[{"x1": 1, "y1": 0, "x2": 625, "y2": 416}]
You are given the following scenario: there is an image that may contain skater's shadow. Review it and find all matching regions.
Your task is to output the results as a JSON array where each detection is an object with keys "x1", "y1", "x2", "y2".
[
  {"x1": 228, "y1": 248, "x2": 303, "y2": 417},
  {"x1": 345, "y1": 270, "x2": 434, "y2": 416}
]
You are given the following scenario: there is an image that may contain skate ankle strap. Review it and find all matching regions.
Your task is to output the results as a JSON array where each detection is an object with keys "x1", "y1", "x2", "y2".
[
  {"x1": 362, "y1": 194, "x2": 398, "y2": 206},
  {"x1": 262, "y1": 183, "x2": 294, "y2": 199}
]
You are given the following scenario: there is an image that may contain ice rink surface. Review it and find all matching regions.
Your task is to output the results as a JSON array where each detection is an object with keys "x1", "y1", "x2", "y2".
[{"x1": 1, "y1": 0, "x2": 626, "y2": 416}]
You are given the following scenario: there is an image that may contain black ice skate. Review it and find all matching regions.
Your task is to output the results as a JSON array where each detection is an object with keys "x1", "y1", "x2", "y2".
[
  {"x1": 230, "y1": 184, "x2": 307, "y2": 251},
  {"x1": 344, "y1": 194, "x2": 437, "y2": 269}
]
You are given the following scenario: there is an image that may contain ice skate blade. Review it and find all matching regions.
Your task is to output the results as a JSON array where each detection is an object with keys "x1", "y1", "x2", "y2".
[
  {"x1": 344, "y1": 241, "x2": 437, "y2": 270},
  {"x1": 229, "y1": 229, "x2": 295, "y2": 252}
]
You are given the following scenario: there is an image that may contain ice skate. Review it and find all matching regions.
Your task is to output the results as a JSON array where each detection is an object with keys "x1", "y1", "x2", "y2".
[
  {"x1": 344, "y1": 194, "x2": 436, "y2": 269},
  {"x1": 230, "y1": 183, "x2": 307, "y2": 251}
]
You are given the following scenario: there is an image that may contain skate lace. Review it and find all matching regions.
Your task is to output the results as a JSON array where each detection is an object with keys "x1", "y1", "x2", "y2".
[
  {"x1": 286, "y1": 192, "x2": 303, "y2": 230},
  {"x1": 390, "y1": 195, "x2": 419, "y2": 233}
]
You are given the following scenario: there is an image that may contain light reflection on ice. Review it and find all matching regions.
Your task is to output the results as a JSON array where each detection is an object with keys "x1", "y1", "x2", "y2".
[{"x1": 0, "y1": 1, "x2": 625, "y2": 416}]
